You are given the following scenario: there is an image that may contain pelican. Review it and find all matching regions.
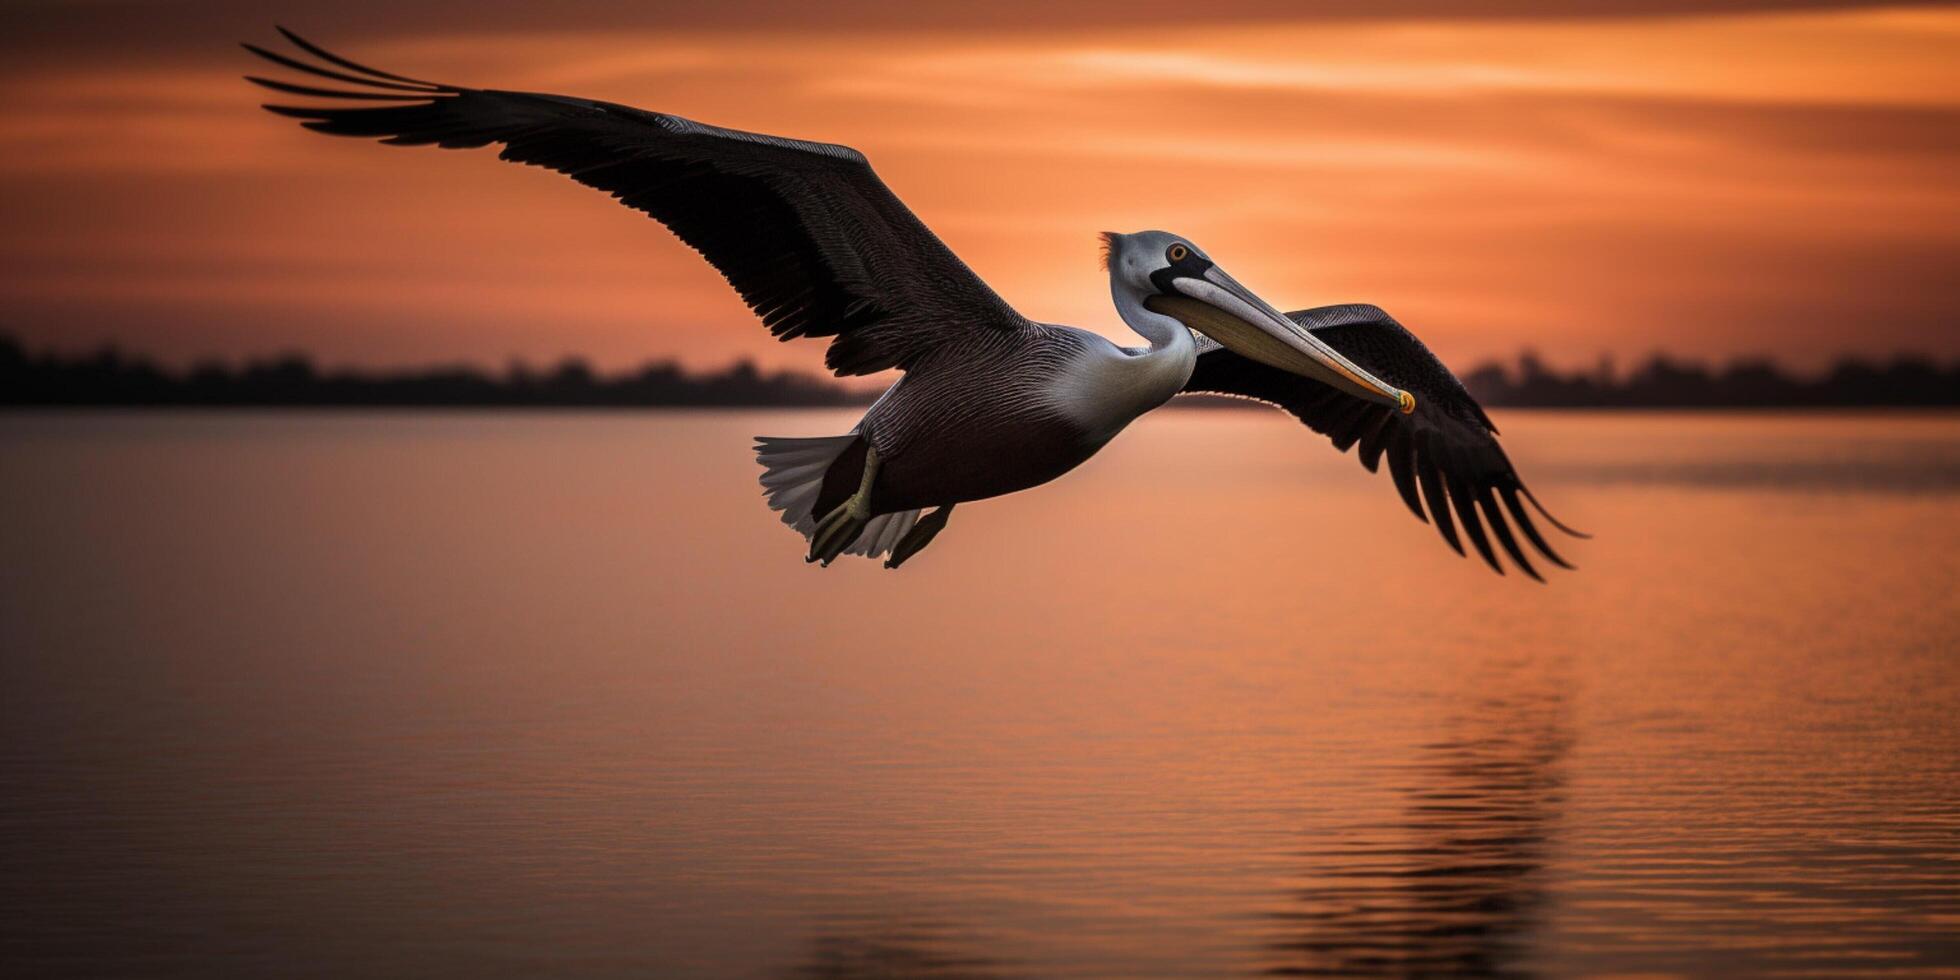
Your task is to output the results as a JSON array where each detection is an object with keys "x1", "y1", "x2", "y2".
[{"x1": 245, "y1": 30, "x2": 1585, "y2": 577}]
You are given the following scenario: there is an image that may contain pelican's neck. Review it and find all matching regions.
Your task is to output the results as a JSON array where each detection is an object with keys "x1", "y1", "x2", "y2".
[
  {"x1": 1099, "y1": 287, "x2": 1197, "y2": 417},
  {"x1": 1052, "y1": 292, "x2": 1196, "y2": 442},
  {"x1": 1114, "y1": 287, "x2": 1194, "y2": 358}
]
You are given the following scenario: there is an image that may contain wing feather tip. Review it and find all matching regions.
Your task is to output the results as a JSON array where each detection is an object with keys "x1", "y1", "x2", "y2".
[
  {"x1": 1521, "y1": 485, "x2": 1591, "y2": 539},
  {"x1": 271, "y1": 25, "x2": 445, "y2": 89},
  {"x1": 1477, "y1": 491, "x2": 1541, "y2": 582},
  {"x1": 1499, "y1": 485, "x2": 1574, "y2": 571}
]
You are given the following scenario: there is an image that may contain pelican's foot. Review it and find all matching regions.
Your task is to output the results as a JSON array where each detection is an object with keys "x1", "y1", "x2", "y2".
[
  {"x1": 807, "y1": 496, "x2": 871, "y2": 567},
  {"x1": 806, "y1": 445, "x2": 880, "y2": 567},
  {"x1": 884, "y1": 504, "x2": 953, "y2": 570}
]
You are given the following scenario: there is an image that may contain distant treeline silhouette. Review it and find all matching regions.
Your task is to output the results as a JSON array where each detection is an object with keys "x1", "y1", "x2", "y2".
[
  {"x1": 0, "y1": 333, "x2": 865, "y2": 408},
  {"x1": 2, "y1": 333, "x2": 1954, "y2": 409},
  {"x1": 1457, "y1": 351, "x2": 1958, "y2": 408}
]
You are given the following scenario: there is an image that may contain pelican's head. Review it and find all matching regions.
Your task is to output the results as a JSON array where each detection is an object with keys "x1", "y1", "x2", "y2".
[{"x1": 1101, "y1": 230, "x2": 1412, "y2": 412}]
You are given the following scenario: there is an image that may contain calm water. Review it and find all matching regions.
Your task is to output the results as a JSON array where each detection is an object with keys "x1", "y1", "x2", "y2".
[{"x1": 1, "y1": 410, "x2": 1956, "y2": 978}]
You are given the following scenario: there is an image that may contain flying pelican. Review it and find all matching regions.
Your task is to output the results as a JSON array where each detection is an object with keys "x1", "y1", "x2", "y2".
[{"x1": 244, "y1": 30, "x2": 1585, "y2": 577}]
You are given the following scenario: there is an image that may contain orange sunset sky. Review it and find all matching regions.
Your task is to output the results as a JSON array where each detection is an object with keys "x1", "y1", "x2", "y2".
[{"x1": 2, "y1": 1, "x2": 1956, "y2": 375}]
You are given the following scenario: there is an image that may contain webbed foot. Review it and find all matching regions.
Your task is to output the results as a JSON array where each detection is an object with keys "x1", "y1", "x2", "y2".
[
  {"x1": 884, "y1": 504, "x2": 953, "y2": 570},
  {"x1": 806, "y1": 445, "x2": 880, "y2": 567},
  {"x1": 807, "y1": 497, "x2": 870, "y2": 566}
]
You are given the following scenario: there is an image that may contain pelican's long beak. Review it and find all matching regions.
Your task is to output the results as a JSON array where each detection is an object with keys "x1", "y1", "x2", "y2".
[{"x1": 1149, "y1": 267, "x2": 1413, "y2": 412}]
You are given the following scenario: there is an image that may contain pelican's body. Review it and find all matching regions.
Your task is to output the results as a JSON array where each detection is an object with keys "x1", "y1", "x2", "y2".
[
  {"x1": 858, "y1": 322, "x2": 1192, "y2": 510},
  {"x1": 755, "y1": 313, "x2": 1195, "y2": 563},
  {"x1": 247, "y1": 31, "x2": 1584, "y2": 576}
]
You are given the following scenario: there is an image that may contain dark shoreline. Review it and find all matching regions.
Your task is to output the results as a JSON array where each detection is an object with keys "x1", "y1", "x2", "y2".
[{"x1": 5, "y1": 333, "x2": 1955, "y2": 410}]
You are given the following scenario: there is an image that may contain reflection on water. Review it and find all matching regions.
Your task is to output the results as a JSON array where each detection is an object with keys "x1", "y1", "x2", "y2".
[
  {"x1": 1263, "y1": 657, "x2": 1569, "y2": 978},
  {"x1": 0, "y1": 410, "x2": 1955, "y2": 978},
  {"x1": 789, "y1": 921, "x2": 1004, "y2": 980}
]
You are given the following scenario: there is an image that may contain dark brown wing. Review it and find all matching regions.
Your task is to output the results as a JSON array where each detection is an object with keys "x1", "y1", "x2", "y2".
[
  {"x1": 245, "y1": 28, "x2": 1026, "y2": 376},
  {"x1": 1182, "y1": 304, "x2": 1586, "y2": 580}
]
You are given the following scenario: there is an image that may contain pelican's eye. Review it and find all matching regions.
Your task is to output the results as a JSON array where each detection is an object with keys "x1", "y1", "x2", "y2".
[{"x1": 1166, "y1": 243, "x2": 1189, "y2": 263}]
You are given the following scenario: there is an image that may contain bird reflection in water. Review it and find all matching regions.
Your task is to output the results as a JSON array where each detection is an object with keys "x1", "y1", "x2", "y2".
[
  {"x1": 785, "y1": 920, "x2": 1005, "y2": 980},
  {"x1": 1261, "y1": 659, "x2": 1572, "y2": 977}
]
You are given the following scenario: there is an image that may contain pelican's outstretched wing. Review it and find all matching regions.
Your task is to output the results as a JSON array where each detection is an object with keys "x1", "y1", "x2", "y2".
[
  {"x1": 244, "y1": 28, "x2": 1026, "y2": 376},
  {"x1": 1181, "y1": 304, "x2": 1586, "y2": 580}
]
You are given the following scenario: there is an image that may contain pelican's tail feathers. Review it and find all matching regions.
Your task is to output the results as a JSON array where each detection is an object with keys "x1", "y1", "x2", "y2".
[
  {"x1": 754, "y1": 433, "x2": 919, "y2": 561},
  {"x1": 843, "y1": 509, "x2": 920, "y2": 560}
]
